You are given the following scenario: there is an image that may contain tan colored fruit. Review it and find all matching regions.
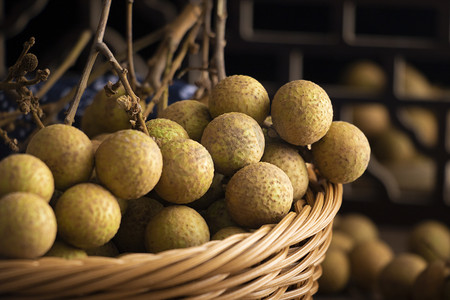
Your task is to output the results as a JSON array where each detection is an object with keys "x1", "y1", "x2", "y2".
[
  {"x1": 408, "y1": 220, "x2": 450, "y2": 262},
  {"x1": 371, "y1": 127, "x2": 416, "y2": 163},
  {"x1": 341, "y1": 60, "x2": 387, "y2": 92},
  {"x1": 329, "y1": 230, "x2": 355, "y2": 253},
  {"x1": 271, "y1": 80, "x2": 333, "y2": 146},
  {"x1": 0, "y1": 153, "x2": 54, "y2": 202},
  {"x1": 401, "y1": 63, "x2": 436, "y2": 99},
  {"x1": 350, "y1": 103, "x2": 390, "y2": 138},
  {"x1": 144, "y1": 205, "x2": 210, "y2": 253},
  {"x1": 113, "y1": 197, "x2": 164, "y2": 253},
  {"x1": 205, "y1": 199, "x2": 238, "y2": 235},
  {"x1": 55, "y1": 183, "x2": 121, "y2": 249},
  {"x1": 208, "y1": 75, "x2": 270, "y2": 124},
  {"x1": 0, "y1": 192, "x2": 57, "y2": 259},
  {"x1": 318, "y1": 249, "x2": 351, "y2": 294},
  {"x1": 379, "y1": 253, "x2": 427, "y2": 300},
  {"x1": 26, "y1": 124, "x2": 94, "y2": 191},
  {"x1": 160, "y1": 99, "x2": 212, "y2": 142},
  {"x1": 95, "y1": 129, "x2": 163, "y2": 200},
  {"x1": 412, "y1": 260, "x2": 448, "y2": 300},
  {"x1": 312, "y1": 121, "x2": 370, "y2": 184},
  {"x1": 81, "y1": 86, "x2": 146, "y2": 138},
  {"x1": 261, "y1": 141, "x2": 309, "y2": 200},
  {"x1": 335, "y1": 213, "x2": 378, "y2": 245},
  {"x1": 85, "y1": 241, "x2": 119, "y2": 257},
  {"x1": 155, "y1": 139, "x2": 214, "y2": 204},
  {"x1": 225, "y1": 162, "x2": 293, "y2": 229},
  {"x1": 201, "y1": 112, "x2": 265, "y2": 176},
  {"x1": 145, "y1": 118, "x2": 189, "y2": 148},
  {"x1": 399, "y1": 106, "x2": 438, "y2": 147},
  {"x1": 188, "y1": 172, "x2": 225, "y2": 211},
  {"x1": 212, "y1": 226, "x2": 247, "y2": 240},
  {"x1": 44, "y1": 240, "x2": 87, "y2": 259},
  {"x1": 349, "y1": 239, "x2": 394, "y2": 290}
]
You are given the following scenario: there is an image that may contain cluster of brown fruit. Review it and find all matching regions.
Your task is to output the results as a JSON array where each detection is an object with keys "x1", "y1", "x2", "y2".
[
  {"x1": 319, "y1": 213, "x2": 450, "y2": 300},
  {"x1": 0, "y1": 75, "x2": 370, "y2": 259}
]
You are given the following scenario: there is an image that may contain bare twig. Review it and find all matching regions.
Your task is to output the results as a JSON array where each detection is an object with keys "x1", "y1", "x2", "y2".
[
  {"x1": 96, "y1": 42, "x2": 149, "y2": 136},
  {"x1": 194, "y1": 0, "x2": 214, "y2": 100},
  {"x1": 5, "y1": 37, "x2": 35, "y2": 82},
  {"x1": 143, "y1": 16, "x2": 203, "y2": 119},
  {"x1": 64, "y1": 0, "x2": 111, "y2": 125},
  {"x1": 126, "y1": 0, "x2": 138, "y2": 90},
  {"x1": 214, "y1": 0, "x2": 227, "y2": 82},
  {"x1": 0, "y1": 127, "x2": 19, "y2": 152},
  {"x1": 144, "y1": 3, "x2": 202, "y2": 90}
]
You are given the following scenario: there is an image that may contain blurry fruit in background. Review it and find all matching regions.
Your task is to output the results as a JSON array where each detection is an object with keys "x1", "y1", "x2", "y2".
[
  {"x1": 318, "y1": 248, "x2": 351, "y2": 294},
  {"x1": 371, "y1": 127, "x2": 417, "y2": 163},
  {"x1": 398, "y1": 106, "x2": 438, "y2": 147},
  {"x1": 329, "y1": 230, "x2": 355, "y2": 253},
  {"x1": 341, "y1": 60, "x2": 387, "y2": 92},
  {"x1": 351, "y1": 103, "x2": 391, "y2": 139},
  {"x1": 349, "y1": 239, "x2": 394, "y2": 291},
  {"x1": 408, "y1": 220, "x2": 450, "y2": 263},
  {"x1": 399, "y1": 63, "x2": 442, "y2": 99},
  {"x1": 334, "y1": 213, "x2": 379, "y2": 246},
  {"x1": 412, "y1": 260, "x2": 448, "y2": 300}
]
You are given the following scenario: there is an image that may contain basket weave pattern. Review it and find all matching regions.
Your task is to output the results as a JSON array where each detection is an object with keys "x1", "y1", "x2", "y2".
[{"x1": 0, "y1": 180, "x2": 342, "y2": 300}]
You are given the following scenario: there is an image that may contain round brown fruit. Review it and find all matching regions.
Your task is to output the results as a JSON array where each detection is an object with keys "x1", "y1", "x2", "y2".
[
  {"x1": 208, "y1": 75, "x2": 270, "y2": 125},
  {"x1": 225, "y1": 162, "x2": 293, "y2": 229},
  {"x1": 26, "y1": 124, "x2": 94, "y2": 191},
  {"x1": 271, "y1": 80, "x2": 333, "y2": 146},
  {"x1": 95, "y1": 129, "x2": 163, "y2": 200}
]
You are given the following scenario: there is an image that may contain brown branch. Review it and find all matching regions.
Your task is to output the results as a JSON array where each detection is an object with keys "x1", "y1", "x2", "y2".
[
  {"x1": 214, "y1": 0, "x2": 227, "y2": 82},
  {"x1": 0, "y1": 127, "x2": 19, "y2": 152},
  {"x1": 144, "y1": 2, "x2": 202, "y2": 90},
  {"x1": 64, "y1": 0, "x2": 111, "y2": 126},
  {"x1": 96, "y1": 42, "x2": 149, "y2": 136},
  {"x1": 194, "y1": 0, "x2": 214, "y2": 100},
  {"x1": 36, "y1": 30, "x2": 92, "y2": 99},
  {"x1": 126, "y1": 0, "x2": 138, "y2": 90},
  {"x1": 143, "y1": 15, "x2": 203, "y2": 119},
  {"x1": 5, "y1": 37, "x2": 35, "y2": 82}
]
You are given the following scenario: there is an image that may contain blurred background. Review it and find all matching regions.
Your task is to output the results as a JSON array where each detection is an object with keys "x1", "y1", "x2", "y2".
[{"x1": 1, "y1": 0, "x2": 450, "y2": 299}]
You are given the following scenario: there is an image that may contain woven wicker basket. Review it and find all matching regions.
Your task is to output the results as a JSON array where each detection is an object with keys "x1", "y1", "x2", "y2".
[{"x1": 0, "y1": 178, "x2": 342, "y2": 300}]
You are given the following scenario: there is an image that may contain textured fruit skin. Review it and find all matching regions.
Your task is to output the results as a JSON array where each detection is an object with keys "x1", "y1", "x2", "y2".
[
  {"x1": 205, "y1": 199, "x2": 238, "y2": 235},
  {"x1": 145, "y1": 118, "x2": 189, "y2": 148},
  {"x1": 81, "y1": 87, "x2": 145, "y2": 138},
  {"x1": 349, "y1": 239, "x2": 394, "y2": 291},
  {"x1": 26, "y1": 124, "x2": 94, "y2": 191},
  {"x1": 208, "y1": 75, "x2": 270, "y2": 124},
  {"x1": 113, "y1": 197, "x2": 163, "y2": 253},
  {"x1": 155, "y1": 139, "x2": 214, "y2": 204},
  {"x1": 0, "y1": 153, "x2": 54, "y2": 202},
  {"x1": 225, "y1": 162, "x2": 293, "y2": 229},
  {"x1": 44, "y1": 240, "x2": 87, "y2": 259},
  {"x1": 408, "y1": 220, "x2": 450, "y2": 262},
  {"x1": 271, "y1": 80, "x2": 333, "y2": 146},
  {"x1": 318, "y1": 249, "x2": 351, "y2": 294},
  {"x1": 201, "y1": 112, "x2": 265, "y2": 176},
  {"x1": 335, "y1": 213, "x2": 378, "y2": 246},
  {"x1": 0, "y1": 192, "x2": 57, "y2": 259},
  {"x1": 312, "y1": 121, "x2": 371, "y2": 184},
  {"x1": 55, "y1": 183, "x2": 121, "y2": 249},
  {"x1": 211, "y1": 226, "x2": 247, "y2": 240},
  {"x1": 144, "y1": 205, "x2": 210, "y2": 253},
  {"x1": 378, "y1": 253, "x2": 427, "y2": 300},
  {"x1": 261, "y1": 141, "x2": 309, "y2": 200},
  {"x1": 95, "y1": 129, "x2": 163, "y2": 200},
  {"x1": 160, "y1": 100, "x2": 212, "y2": 142}
]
